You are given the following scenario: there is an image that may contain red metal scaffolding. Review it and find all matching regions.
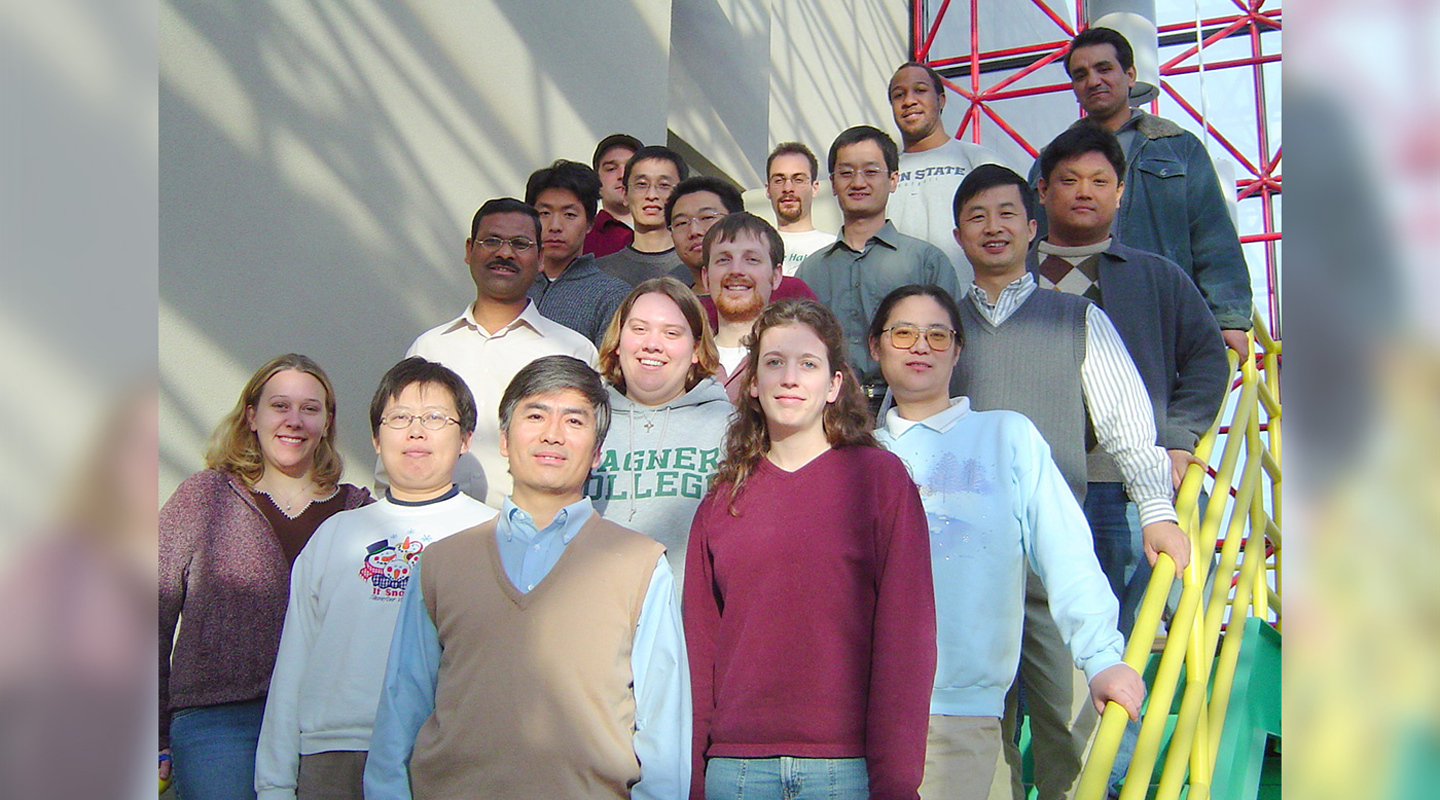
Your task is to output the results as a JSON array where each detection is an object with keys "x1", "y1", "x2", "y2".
[{"x1": 910, "y1": 0, "x2": 1282, "y2": 332}]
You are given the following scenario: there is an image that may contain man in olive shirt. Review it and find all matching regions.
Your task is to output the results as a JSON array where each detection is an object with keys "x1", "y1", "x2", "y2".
[{"x1": 797, "y1": 125, "x2": 958, "y2": 401}]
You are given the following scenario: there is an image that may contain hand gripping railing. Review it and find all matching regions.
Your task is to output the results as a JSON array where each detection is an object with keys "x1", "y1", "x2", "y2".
[{"x1": 1075, "y1": 310, "x2": 1281, "y2": 800}]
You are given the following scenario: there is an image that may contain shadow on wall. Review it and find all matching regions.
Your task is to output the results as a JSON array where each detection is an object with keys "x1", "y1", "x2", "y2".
[{"x1": 159, "y1": 0, "x2": 670, "y2": 493}]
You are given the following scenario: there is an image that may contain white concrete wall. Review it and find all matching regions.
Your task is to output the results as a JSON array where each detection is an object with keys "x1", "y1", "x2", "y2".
[{"x1": 160, "y1": 0, "x2": 906, "y2": 499}]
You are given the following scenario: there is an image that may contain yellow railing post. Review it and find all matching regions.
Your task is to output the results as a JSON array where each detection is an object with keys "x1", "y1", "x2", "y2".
[{"x1": 1074, "y1": 313, "x2": 1280, "y2": 800}]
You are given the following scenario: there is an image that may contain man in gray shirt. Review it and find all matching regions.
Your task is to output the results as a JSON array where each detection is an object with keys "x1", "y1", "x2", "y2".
[
  {"x1": 797, "y1": 125, "x2": 958, "y2": 402},
  {"x1": 595, "y1": 145, "x2": 690, "y2": 287}
]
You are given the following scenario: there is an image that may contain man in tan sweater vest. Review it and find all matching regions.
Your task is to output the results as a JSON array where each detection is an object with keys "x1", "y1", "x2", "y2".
[{"x1": 364, "y1": 356, "x2": 691, "y2": 800}]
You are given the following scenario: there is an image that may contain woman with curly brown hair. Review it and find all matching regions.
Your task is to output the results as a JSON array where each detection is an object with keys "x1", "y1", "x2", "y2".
[
  {"x1": 682, "y1": 298, "x2": 937, "y2": 800},
  {"x1": 159, "y1": 354, "x2": 371, "y2": 800}
]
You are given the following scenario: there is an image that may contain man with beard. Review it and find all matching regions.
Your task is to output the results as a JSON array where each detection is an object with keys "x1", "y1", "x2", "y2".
[
  {"x1": 763, "y1": 142, "x2": 835, "y2": 276},
  {"x1": 699, "y1": 212, "x2": 788, "y2": 402},
  {"x1": 663, "y1": 176, "x2": 815, "y2": 330},
  {"x1": 401, "y1": 198, "x2": 598, "y2": 508},
  {"x1": 888, "y1": 61, "x2": 1006, "y2": 285}
]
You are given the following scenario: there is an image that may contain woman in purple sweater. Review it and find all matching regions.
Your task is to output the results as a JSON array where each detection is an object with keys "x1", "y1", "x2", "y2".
[
  {"x1": 159, "y1": 354, "x2": 370, "y2": 800},
  {"x1": 683, "y1": 299, "x2": 938, "y2": 800}
]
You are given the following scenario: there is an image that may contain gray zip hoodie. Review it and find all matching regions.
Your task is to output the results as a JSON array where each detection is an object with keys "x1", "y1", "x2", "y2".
[{"x1": 587, "y1": 377, "x2": 733, "y2": 585}]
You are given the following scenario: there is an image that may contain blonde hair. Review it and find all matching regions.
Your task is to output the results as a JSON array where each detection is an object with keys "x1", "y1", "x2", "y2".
[
  {"x1": 203, "y1": 353, "x2": 345, "y2": 489},
  {"x1": 597, "y1": 277, "x2": 721, "y2": 397}
]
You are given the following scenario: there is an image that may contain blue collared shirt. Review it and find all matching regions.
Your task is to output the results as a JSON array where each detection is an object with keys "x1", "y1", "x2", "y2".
[{"x1": 364, "y1": 497, "x2": 691, "y2": 800}]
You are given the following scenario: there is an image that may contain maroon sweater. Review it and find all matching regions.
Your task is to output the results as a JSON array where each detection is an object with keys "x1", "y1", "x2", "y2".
[
  {"x1": 157, "y1": 469, "x2": 369, "y2": 747},
  {"x1": 683, "y1": 446, "x2": 937, "y2": 800}
]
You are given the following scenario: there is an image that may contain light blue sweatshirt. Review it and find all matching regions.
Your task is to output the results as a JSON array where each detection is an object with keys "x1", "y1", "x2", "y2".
[{"x1": 876, "y1": 398, "x2": 1124, "y2": 717}]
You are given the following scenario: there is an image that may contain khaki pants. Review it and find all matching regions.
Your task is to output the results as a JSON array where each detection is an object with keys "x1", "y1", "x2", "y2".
[
  {"x1": 920, "y1": 715, "x2": 1002, "y2": 800},
  {"x1": 297, "y1": 750, "x2": 367, "y2": 800},
  {"x1": 995, "y1": 570, "x2": 1099, "y2": 800}
]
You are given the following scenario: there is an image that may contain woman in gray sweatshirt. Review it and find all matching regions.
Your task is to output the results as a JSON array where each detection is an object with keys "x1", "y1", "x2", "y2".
[{"x1": 590, "y1": 277, "x2": 733, "y2": 584}]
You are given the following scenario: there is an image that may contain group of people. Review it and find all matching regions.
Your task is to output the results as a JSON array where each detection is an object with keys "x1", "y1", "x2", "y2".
[{"x1": 160, "y1": 27, "x2": 1244, "y2": 800}]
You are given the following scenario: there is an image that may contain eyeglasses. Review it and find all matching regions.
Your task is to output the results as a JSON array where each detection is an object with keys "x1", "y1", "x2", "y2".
[
  {"x1": 768, "y1": 174, "x2": 813, "y2": 188},
  {"x1": 381, "y1": 411, "x2": 460, "y2": 430},
  {"x1": 476, "y1": 236, "x2": 536, "y2": 252},
  {"x1": 669, "y1": 212, "x2": 723, "y2": 232},
  {"x1": 831, "y1": 166, "x2": 887, "y2": 183},
  {"x1": 884, "y1": 324, "x2": 957, "y2": 351},
  {"x1": 629, "y1": 178, "x2": 675, "y2": 194}
]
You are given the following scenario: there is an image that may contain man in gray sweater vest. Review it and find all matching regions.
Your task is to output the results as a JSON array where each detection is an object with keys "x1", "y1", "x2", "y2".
[{"x1": 948, "y1": 164, "x2": 1190, "y2": 800}]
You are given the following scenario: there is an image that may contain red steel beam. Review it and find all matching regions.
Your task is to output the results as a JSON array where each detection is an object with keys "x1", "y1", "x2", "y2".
[
  {"x1": 1161, "y1": 80, "x2": 1263, "y2": 176},
  {"x1": 919, "y1": 0, "x2": 954, "y2": 62},
  {"x1": 1166, "y1": 53, "x2": 1281, "y2": 75}
]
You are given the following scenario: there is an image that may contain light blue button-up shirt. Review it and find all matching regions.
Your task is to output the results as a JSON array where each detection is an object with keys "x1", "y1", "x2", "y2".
[{"x1": 364, "y1": 497, "x2": 691, "y2": 799}]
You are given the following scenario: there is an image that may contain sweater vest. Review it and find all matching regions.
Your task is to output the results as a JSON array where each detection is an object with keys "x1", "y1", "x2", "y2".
[
  {"x1": 951, "y1": 290, "x2": 1090, "y2": 499},
  {"x1": 411, "y1": 514, "x2": 665, "y2": 800}
]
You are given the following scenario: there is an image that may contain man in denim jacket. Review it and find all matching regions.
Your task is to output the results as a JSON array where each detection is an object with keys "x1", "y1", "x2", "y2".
[{"x1": 1031, "y1": 26, "x2": 1253, "y2": 353}]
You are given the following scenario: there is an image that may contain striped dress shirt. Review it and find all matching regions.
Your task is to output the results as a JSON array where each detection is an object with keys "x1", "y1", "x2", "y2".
[{"x1": 969, "y1": 273, "x2": 1177, "y2": 527}]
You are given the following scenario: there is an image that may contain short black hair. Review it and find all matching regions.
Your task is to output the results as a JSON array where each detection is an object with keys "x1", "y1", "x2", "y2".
[
  {"x1": 1038, "y1": 121, "x2": 1126, "y2": 183},
  {"x1": 702, "y1": 211, "x2": 785, "y2": 270},
  {"x1": 525, "y1": 159, "x2": 603, "y2": 223},
  {"x1": 953, "y1": 164, "x2": 1035, "y2": 224},
  {"x1": 868, "y1": 284, "x2": 966, "y2": 352},
  {"x1": 498, "y1": 355, "x2": 610, "y2": 451},
  {"x1": 766, "y1": 142, "x2": 820, "y2": 182},
  {"x1": 623, "y1": 145, "x2": 690, "y2": 187},
  {"x1": 665, "y1": 176, "x2": 744, "y2": 225},
  {"x1": 591, "y1": 133, "x2": 642, "y2": 171},
  {"x1": 827, "y1": 125, "x2": 900, "y2": 174},
  {"x1": 370, "y1": 357, "x2": 478, "y2": 436},
  {"x1": 1066, "y1": 27, "x2": 1135, "y2": 76},
  {"x1": 890, "y1": 61, "x2": 945, "y2": 95},
  {"x1": 470, "y1": 197, "x2": 541, "y2": 241}
]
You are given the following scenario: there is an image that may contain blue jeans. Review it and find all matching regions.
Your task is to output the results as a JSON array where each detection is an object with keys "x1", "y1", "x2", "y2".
[
  {"x1": 1083, "y1": 482, "x2": 1149, "y2": 638},
  {"x1": 705, "y1": 756, "x2": 869, "y2": 800},
  {"x1": 168, "y1": 698, "x2": 265, "y2": 800}
]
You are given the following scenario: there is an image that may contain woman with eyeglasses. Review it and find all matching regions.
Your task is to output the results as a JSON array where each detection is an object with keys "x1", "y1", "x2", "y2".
[
  {"x1": 160, "y1": 354, "x2": 371, "y2": 800},
  {"x1": 592, "y1": 277, "x2": 731, "y2": 585},
  {"x1": 868, "y1": 285, "x2": 1144, "y2": 800},
  {"x1": 684, "y1": 298, "x2": 936, "y2": 800}
]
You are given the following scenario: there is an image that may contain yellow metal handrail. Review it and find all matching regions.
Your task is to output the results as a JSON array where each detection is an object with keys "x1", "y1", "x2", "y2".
[{"x1": 1076, "y1": 310, "x2": 1281, "y2": 800}]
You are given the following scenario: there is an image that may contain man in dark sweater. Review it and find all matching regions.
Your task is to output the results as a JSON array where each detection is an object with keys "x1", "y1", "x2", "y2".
[
  {"x1": 1032, "y1": 122, "x2": 1229, "y2": 635},
  {"x1": 595, "y1": 145, "x2": 690, "y2": 286},
  {"x1": 524, "y1": 159, "x2": 632, "y2": 345},
  {"x1": 948, "y1": 164, "x2": 1190, "y2": 800}
]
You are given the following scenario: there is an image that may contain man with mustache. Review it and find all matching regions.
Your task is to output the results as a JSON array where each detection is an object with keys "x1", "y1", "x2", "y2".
[
  {"x1": 663, "y1": 176, "x2": 815, "y2": 330},
  {"x1": 698, "y1": 212, "x2": 788, "y2": 402},
  {"x1": 399, "y1": 198, "x2": 598, "y2": 508},
  {"x1": 1035, "y1": 27, "x2": 1253, "y2": 355},
  {"x1": 763, "y1": 141, "x2": 835, "y2": 276},
  {"x1": 887, "y1": 61, "x2": 1006, "y2": 286}
]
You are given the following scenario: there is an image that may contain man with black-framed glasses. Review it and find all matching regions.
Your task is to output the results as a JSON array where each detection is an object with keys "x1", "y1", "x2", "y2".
[
  {"x1": 399, "y1": 198, "x2": 597, "y2": 508},
  {"x1": 596, "y1": 144, "x2": 690, "y2": 286},
  {"x1": 256, "y1": 357, "x2": 498, "y2": 800},
  {"x1": 797, "y1": 125, "x2": 959, "y2": 412}
]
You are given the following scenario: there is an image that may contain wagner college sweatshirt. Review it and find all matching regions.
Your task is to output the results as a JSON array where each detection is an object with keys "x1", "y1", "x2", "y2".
[
  {"x1": 587, "y1": 378, "x2": 732, "y2": 581},
  {"x1": 254, "y1": 489, "x2": 497, "y2": 800}
]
